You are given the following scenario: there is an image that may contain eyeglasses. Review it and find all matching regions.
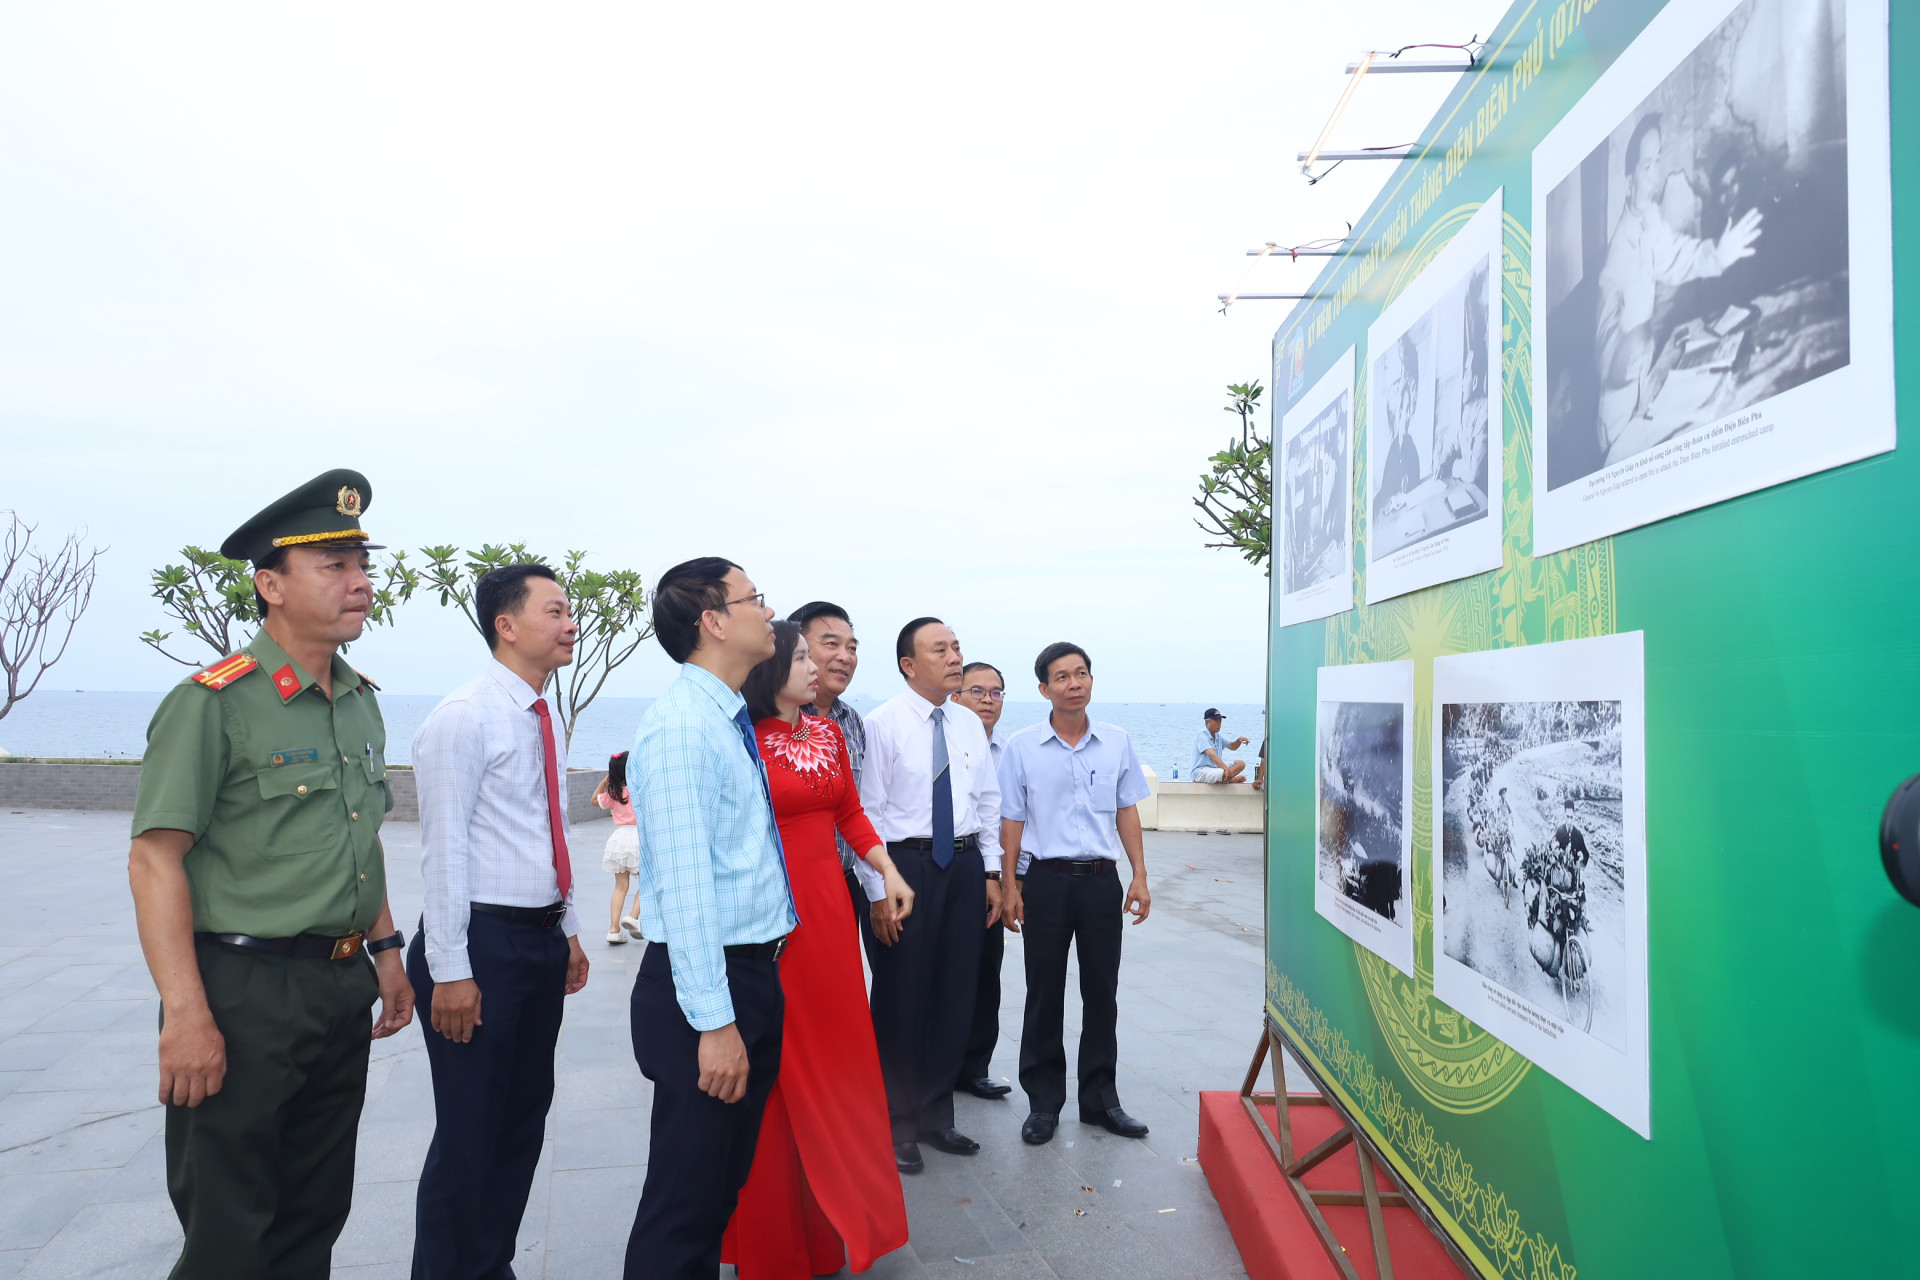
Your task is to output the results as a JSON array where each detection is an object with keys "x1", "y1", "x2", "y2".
[
  {"x1": 722, "y1": 592, "x2": 767, "y2": 612},
  {"x1": 963, "y1": 686, "x2": 1005, "y2": 701}
]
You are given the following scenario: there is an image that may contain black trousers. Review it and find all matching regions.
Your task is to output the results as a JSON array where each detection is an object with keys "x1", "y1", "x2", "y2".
[
  {"x1": 958, "y1": 918, "x2": 1004, "y2": 1083},
  {"x1": 1018, "y1": 860, "x2": 1124, "y2": 1116},
  {"x1": 165, "y1": 938, "x2": 378, "y2": 1280},
  {"x1": 624, "y1": 941, "x2": 784, "y2": 1280},
  {"x1": 408, "y1": 910, "x2": 569, "y2": 1280},
  {"x1": 864, "y1": 841, "x2": 985, "y2": 1142}
]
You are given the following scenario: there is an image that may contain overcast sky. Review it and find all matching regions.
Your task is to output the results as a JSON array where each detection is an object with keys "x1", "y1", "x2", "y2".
[{"x1": 2, "y1": 1, "x2": 1505, "y2": 703}]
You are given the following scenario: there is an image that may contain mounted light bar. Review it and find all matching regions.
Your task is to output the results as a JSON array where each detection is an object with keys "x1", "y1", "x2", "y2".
[
  {"x1": 1296, "y1": 147, "x2": 1414, "y2": 163},
  {"x1": 1299, "y1": 51, "x2": 1376, "y2": 177},
  {"x1": 1344, "y1": 56, "x2": 1474, "y2": 74}
]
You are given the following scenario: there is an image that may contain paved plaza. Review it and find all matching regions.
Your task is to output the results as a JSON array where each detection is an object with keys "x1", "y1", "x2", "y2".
[{"x1": 1, "y1": 808, "x2": 1307, "y2": 1279}]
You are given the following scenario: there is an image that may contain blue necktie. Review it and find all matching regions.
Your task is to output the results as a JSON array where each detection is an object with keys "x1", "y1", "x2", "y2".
[
  {"x1": 736, "y1": 707, "x2": 799, "y2": 924},
  {"x1": 929, "y1": 706, "x2": 954, "y2": 869}
]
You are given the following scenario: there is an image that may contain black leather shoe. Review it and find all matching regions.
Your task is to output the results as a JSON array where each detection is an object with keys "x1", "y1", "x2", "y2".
[
  {"x1": 1080, "y1": 1106, "x2": 1149, "y2": 1138},
  {"x1": 958, "y1": 1076, "x2": 1012, "y2": 1099},
  {"x1": 1021, "y1": 1112, "x2": 1058, "y2": 1145},
  {"x1": 893, "y1": 1141, "x2": 924, "y2": 1174},
  {"x1": 919, "y1": 1127, "x2": 980, "y2": 1155}
]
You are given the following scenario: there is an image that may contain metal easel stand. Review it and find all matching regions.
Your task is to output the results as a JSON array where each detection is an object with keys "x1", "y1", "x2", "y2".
[{"x1": 1238, "y1": 1025, "x2": 1407, "y2": 1280}]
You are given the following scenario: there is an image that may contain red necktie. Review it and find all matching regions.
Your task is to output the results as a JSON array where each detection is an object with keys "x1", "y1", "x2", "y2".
[{"x1": 532, "y1": 699, "x2": 573, "y2": 898}]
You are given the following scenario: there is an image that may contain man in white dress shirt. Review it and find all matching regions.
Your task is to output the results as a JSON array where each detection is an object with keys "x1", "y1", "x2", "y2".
[
  {"x1": 861, "y1": 617, "x2": 1003, "y2": 1174},
  {"x1": 408, "y1": 564, "x2": 592, "y2": 1280}
]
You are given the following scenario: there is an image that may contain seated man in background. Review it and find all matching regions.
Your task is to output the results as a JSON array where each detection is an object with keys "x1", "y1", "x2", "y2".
[{"x1": 1191, "y1": 708, "x2": 1249, "y2": 783}]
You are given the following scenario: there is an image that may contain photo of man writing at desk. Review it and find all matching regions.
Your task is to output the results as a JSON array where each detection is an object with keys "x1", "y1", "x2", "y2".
[
  {"x1": 1370, "y1": 258, "x2": 1494, "y2": 560},
  {"x1": 1541, "y1": 0, "x2": 1852, "y2": 492}
]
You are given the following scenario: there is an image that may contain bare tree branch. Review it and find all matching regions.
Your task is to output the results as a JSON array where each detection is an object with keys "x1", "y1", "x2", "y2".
[{"x1": 0, "y1": 513, "x2": 106, "y2": 722}]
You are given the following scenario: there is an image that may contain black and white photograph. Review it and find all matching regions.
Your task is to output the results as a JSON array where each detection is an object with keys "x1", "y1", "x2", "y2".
[
  {"x1": 1532, "y1": 0, "x2": 1894, "y2": 555},
  {"x1": 1279, "y1": 346, "x2": 1355, "y2": 627},
  {"x1": 1364, "y1": 193, "x2": 1505, "y2": 605},
  {"x1": 1314, "y1": 660, "x2": 1415, "y2": 977},
  {"x1": 1431, "y1": 634, "x2": 1649, "y2": 1138}
]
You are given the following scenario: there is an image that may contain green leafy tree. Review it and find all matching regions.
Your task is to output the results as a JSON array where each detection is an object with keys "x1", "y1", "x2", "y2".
[
  {"x1": 140, "y1": 547, "x2": 419, "y2": 666},
  {"x1": 418, "y1": 544, "x2": 652, "y2": 752},
  {"x1": 1193, "y1": 380, "x2": 1271, "y2": 571}
]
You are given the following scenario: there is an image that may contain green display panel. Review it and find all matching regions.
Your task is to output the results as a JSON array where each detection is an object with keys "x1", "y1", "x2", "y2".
[{"x1": 1264, "y1": 1, "x2": 1920, "y2": 1275}]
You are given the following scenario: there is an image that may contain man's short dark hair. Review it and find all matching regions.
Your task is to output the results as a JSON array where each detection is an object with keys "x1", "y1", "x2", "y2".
[
  {"x1": 652, "y1": 557, "x2": 740, "y2": 664},
  {"x1": 895, "y1": 616, "x2": 944, "y2": 678},
  {"x1": 788, "y1": 601, "x2": 851, "y2": 632},
  {"x1": 1034, "y1": 642, "x2": 1091, "y2": 684},
  {"x1": 253, "y1": 546, "x2": 290, "y2": 619},
  {"x1": 1625, "y1": 111, "x2": 1662, "y2": 178},
  {"x1": 961, "y1": 660, "x2": 1003, "y2": 688},
  {"x1": 477, "y1": 564, "x2": 558, "y2": 651}
]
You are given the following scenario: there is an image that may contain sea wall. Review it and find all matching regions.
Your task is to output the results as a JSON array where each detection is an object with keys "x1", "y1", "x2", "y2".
[
  {"x1": 0, "y1": 762, "x2": 1264, "y2": 834},
  {"x1": 1149, "y1": 780, "x2": 1264, "y2": 834},
  {"x1": 0, "y1": 762, "x2": 614, "y2": 825}
]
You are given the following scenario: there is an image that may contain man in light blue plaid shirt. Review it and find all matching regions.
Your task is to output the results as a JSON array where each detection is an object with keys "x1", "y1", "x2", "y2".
[{"x1": 622, "y1": 556, "x2": 796, "y2": 1280}]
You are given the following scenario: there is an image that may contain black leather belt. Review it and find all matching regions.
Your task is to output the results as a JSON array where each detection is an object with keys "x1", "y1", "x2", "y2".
[
  {"x1": 890, "y1": 835, "x2": 980, "y2": 854},
  {"x1": 723, "y1": 936, "x2": 789, "y2": 963},
  {"x1": 471, "y1": 901, "x2": 567, "y2": 929},
  {"x1": 1029, "y1": 858, "x2": 1115, "y2": 876},
  {"x1": 198, "y1": 931, "x2": 366, "y2": 960}
]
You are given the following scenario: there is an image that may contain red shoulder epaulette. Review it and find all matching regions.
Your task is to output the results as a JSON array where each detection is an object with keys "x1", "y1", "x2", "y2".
[
  {"x1": 192, "y1": 653, "x2": 260, "y2": 690},
  {"x1": 356, "y1": 670, "x2": 381, "y2": 691}
]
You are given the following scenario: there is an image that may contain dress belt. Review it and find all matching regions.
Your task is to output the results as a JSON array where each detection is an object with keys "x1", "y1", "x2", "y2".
[
  {"x1": 1028, "y1": 858, "x2": 1115, "y2": 876},
  {"x1": 890, "y1": 834, "x2": 980, "y2": 853},
  {"x1": 653, "y1": 937, "x2": 790, "y2": 963},
  {"x1": 471, "y1": 901, "x2": 568, "y2": 929},
  {"x1": 197, "y1": 931, "x2": 366, "y2": 960}
]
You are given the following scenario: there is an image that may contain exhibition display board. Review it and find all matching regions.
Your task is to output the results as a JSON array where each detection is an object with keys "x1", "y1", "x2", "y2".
[{"x1": 1265, "y1": 1, "x2": 1919, "y2": 1275}]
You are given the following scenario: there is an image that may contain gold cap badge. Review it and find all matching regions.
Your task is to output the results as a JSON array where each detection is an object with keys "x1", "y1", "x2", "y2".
[{"x1": 336, "y1": 487, "x2": 364, "y2": 518}]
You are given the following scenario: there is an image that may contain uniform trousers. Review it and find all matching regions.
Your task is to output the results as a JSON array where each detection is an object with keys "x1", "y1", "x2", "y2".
[
  {"x1": 958, "y1": 918, "x2": 1004, "y2": 1084},
  {"x1": 1018, "y1": 859, "x2": 1124, "y2": 1117},
  {"x1": 407, "y1": 910, "x2": 569, "y2": 1280},
  {"x1": 624, "y1": 941, "x2": 784, "y2": 1280},
  {"x1": 165, "y1": 937, "x2": 378, "y2": 1280},
  {"x1": 863, "y1": 841, "x2": 985, "y2": 1142}
]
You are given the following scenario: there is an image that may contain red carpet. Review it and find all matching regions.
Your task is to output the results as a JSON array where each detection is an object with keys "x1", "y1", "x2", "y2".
[{"x1": 1197, "y1": 1091, "x2": 1470, "y2": 1280}]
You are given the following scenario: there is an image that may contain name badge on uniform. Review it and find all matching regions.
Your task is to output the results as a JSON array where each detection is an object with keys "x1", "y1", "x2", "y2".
[{"x1": 267, "y1": 748, "x2": 321, "y2": 767}]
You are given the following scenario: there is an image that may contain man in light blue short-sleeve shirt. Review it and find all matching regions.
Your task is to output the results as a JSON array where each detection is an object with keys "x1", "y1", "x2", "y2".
[
  {"x1": 998, "y1": 641, "x2": 1154, "y2": 1147},
  {"x1": 1190, "y1": 707, "x2": 1250, "y2": 783}
]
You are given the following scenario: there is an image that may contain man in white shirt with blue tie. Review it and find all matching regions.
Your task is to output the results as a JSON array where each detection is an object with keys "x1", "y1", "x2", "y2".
[
  {"x1": 409, "y1": 564, "x2": 592, "y2": 1279},
  {"x1": 861, "y1": 617, "x2": 1003, "y2": 1174}
]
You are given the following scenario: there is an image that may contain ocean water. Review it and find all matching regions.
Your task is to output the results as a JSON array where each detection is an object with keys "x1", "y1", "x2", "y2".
[{"x1": 2, "y1": 690, "x2": 1265, "y2": 778}]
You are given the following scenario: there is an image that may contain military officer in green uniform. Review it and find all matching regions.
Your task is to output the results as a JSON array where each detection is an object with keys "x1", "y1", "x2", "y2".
[{"x1": 128, "y1": 468, "x2": 415, "y2": 1279}]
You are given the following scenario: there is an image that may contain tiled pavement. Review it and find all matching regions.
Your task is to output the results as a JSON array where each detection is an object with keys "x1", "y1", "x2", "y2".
[{"x1": 1, "y1": 809, "x2": 1307, "y2": 1278}]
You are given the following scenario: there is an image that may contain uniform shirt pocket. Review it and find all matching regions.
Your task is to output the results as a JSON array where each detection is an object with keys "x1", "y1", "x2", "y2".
[{"x1": 254, "y1": 762, "x2": 343, "y2": 857}]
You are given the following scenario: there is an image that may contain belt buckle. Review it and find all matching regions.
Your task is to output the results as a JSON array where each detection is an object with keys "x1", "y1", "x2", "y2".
[
  {"x1": 769, "y1": 935, "x2": 789, "y2": 963},
  {"x1": 330, "y1": 932, "x2": 365, "y2": 960}
]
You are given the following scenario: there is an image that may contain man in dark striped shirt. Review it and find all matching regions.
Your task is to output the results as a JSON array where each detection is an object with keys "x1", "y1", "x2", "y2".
[{"x1": 790, "y1": 602, "x2": 891, "y2": 931}]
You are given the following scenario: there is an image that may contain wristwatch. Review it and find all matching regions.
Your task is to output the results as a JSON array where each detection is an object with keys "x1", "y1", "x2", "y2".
[
  {"x1": 983, "y1": 871, "x2": 1002, "y2": 882},
  {"x1": 366, "y1": 931, "x2": 405, "y2": 956}
]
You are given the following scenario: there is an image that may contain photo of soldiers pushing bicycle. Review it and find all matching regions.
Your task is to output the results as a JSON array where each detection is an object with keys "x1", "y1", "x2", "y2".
[{"x1": 1441, "y1": 699, "x2": 1627, "y2": 1049}]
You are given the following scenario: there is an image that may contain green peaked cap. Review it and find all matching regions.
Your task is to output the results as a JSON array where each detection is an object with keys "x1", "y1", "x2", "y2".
[{"x1": 220, "y1": 468, "x2": 384, "y2": 565}]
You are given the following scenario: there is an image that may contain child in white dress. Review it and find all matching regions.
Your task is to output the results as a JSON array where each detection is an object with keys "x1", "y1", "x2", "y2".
[{"x1": 592, "y1": 751, "x2": 643, "y2": 943}]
